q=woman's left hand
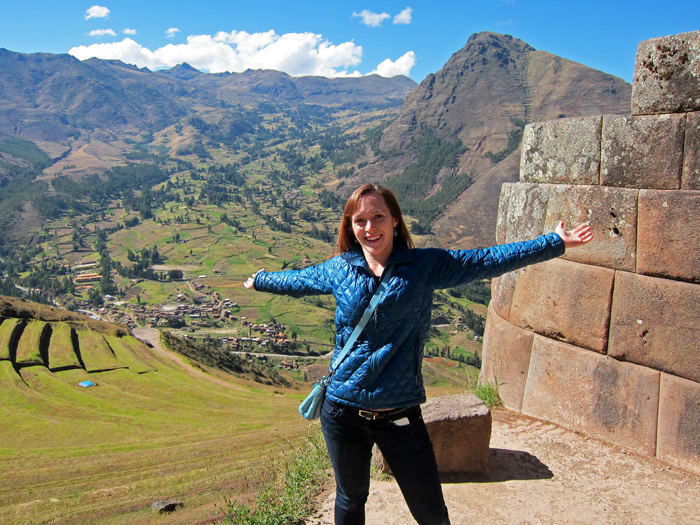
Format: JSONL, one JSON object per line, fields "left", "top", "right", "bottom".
{"left": 555, "top": 222, "right": 593, "bottom": 249}
{"left": 244, "top": 269, "right": 265, "bottom": 289}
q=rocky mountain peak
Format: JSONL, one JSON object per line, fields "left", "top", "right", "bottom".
{"left": 369, "top": 32, "right": 632, "bottom": 248}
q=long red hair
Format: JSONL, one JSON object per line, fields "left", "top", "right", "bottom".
{"left": 335, "top": 184, "right": 414, "bottom": 255}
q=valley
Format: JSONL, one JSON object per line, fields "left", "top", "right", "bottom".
{"left": 0, "top": 29, "right": 636, "bottom": 523}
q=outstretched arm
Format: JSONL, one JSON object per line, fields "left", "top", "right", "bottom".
{"left": 243, "top": 260, "right": 335, "bottom": 297}
{"left": 555, "top": 222, "right": 593, "bottom": 249}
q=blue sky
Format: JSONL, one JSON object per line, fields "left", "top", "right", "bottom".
{"left": 0, "top": 1, "right": 697, "bottom": 83}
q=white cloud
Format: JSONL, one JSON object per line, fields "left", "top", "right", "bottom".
{"left": 69, "top": 31, "right": 364, "bottom": 77}
{"left": 371, "top": 51, "right": 415, "bottom": 77}
{"left": 496, "top": 19, "right": 513, "bottom": 26}
{"left": 353, "top": 10, "right": 391, "bottom": 27}
{"left": 393, "top": 7, "right": 413, "bottom": 24}
{"left": 85, "top": 5, "right": 110, "bottom": 20}
{"left": 166, "top": 27, "right": 180, "bottom": 38}
{"left": 124, "top": 28, "right": 137, "bottom": 35}
{"left": 70, "top": 39, "right": 159, "bottom": 68}
{"left": 88, "top": 29, "right": 116, "bottom": 37}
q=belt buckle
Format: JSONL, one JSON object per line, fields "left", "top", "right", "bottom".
{"left": 358, "top": 409, "right": 377, "bottom": 420}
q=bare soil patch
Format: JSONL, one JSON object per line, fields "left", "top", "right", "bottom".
{"left": 308, "top": 409, "right": 700, "bottom": 524}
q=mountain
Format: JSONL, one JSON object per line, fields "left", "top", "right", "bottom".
{"left": 0, "top": 49, "right": 417, "bottom": 143}
{"left": 0, "top": 49, "right": 188, "bottom": 141}
{"left": 0, "top": 33, "right": 632, "bottom": 251}
{"left": 353, "top": 32, "right": 632, "bottom": 248}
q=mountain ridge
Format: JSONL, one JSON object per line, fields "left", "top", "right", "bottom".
{"left": 0, "top": 49, "right": 417, "bottom": 143}
{"left": 352, "top": 31, "right": 632, "bottom": 248}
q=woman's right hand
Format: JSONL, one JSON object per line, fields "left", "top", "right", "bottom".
{"left": 244, "top": 269, "right": 265, "bottom": 289}
{"left": 555, "top": 222, "right": 593, "bottom": 249}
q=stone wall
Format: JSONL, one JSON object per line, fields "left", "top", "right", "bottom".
{"left": 480, "top": 31, "right": 700, "bottom": 475}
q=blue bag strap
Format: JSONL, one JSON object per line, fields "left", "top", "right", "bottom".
{"left": 330, "top": 264, "right": 394, "bottom": 372}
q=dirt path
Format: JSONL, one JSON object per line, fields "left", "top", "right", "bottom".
{"left": 308, "top": 410, "right": 700, "bottom": 525}
{"left": 131, "top": 327, "right": 247, "bottom": 391}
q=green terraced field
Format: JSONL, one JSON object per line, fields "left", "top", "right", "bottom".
{"left": 0, "top": 305, "right": 474, "bottom": 524}
{"left": 0, "top": 315, "right": 311, "bottom": 525}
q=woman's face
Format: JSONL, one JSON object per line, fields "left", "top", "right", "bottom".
{"left": 351, "top": 192, "right": 399, "bottom": 265}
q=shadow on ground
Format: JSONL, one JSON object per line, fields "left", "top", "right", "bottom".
{"left": 441, "top": 448, "right": 553, "bottom": 484}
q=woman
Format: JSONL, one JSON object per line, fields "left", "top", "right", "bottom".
{"left": 245, "top": 184, "right": 592, "bottom": 525}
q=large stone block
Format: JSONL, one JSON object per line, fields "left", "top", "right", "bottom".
{"left": 543, "top": 185, "right": 638, "bottom": 271}
{"left": 522, "top": 336, "right": 660, "bottom": 457}
{"left": 637, "top": 190, "right": 700, "bottom": 283}
{"left": 494, "top": 183, "right": 512, "bottom": 245}
{"left": 510, "top": 258, "right": 615, "bottom": 353}
{"left": 682, "top": 112, "right": 700, "bottom": 189}
{"left": 479, "top": 304, "right": 534, "bottom": 412}
{"left": 490, "top": 270, "right": 521, "bottom": 322}
{"left": 608, "top": 272, "right": 700, "bottom": 383}
{"left": 373, "top": 394, "right": 491, "bottom": 475}
{"left": 658, "top": 374, "right": 700, "bottom": 476}
{"left": 632, "top": 31, "right": 700, "bottom": 115}
{"left": 496, "top": 183, "right": 549, "bottom": 244}
{"left": 601, "top": 114, "right": 685, "bottom": 189}
{"left": 520, "top": 117, "right": 602, "bottom": 185}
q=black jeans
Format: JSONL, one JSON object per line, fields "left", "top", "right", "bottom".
{"left": 321, "top": 398, "right": 451, "bottom": 525}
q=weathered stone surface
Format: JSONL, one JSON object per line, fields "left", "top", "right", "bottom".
{"left": 637, "top": 190, "right": 700, "bottom": 283}
{"left": 520, "top": 117, "right": 602, "bottom": 185}
{"left": 510, "top": 258, "right": 614, "bottom": 353}
{"left": 490, "top": 269, "right": 522, "bottom": 321}
{"left": 632, "top": 31, "right": 700, "bottom": 115}
{"left": 374, "top": 394, "right": 491, "bottom": 475}
{"left": 657, "top": 373, "right": 700, "bottom": 476}
{"left": 543, "top": 185, "right": 638, "bottom": 271}
{"left": 494, "top": 183, "right": 513, "bottom": 245}
{"left": 608, "top": 272, "right": 700, "bottom": 383}
{"left": 496, "top": 182, "right": 550, "bottom": 244}
{"left": 522, "top": 336, "right": 660, "bottom": 457}
{"left": 682, "top": 112, "right": 700, "bottom": 189}
{"left": 601, "top": 114, "right": 685, "bottom": 189}
{"left": 479, "top": 304, "right": 534, "bottom": 412}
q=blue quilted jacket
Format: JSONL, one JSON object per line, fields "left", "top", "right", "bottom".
{"left": 254, "top": 233, "right": 565, "bottom": 410}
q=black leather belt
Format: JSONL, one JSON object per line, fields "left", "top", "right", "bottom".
{"left": 352, "top": 405, "right": 416, "bottom": 421}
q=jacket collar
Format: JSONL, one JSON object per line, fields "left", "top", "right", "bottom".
{"left": 340, "top": 242, "right": 413, "bottom": 270}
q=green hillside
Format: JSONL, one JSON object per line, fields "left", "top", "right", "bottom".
{"left": 0, "top": 294, "right": 478, "bottom": 524}
{"left": 0, "top": 309, "right": 312, "bottom": 525}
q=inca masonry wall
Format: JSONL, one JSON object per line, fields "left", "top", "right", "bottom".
{"left": 480, "top": 30, "right": 700, "bottom": 475}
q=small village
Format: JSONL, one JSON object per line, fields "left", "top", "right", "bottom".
{"left": 66, "top": 258, "right": 302, "bottom": 358}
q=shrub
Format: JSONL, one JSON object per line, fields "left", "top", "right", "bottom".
{"left": 473, "top": 381, "right": 503, "bottom": 408}
{"left": 223, "top": 427, "right": 332, "bottom": 524}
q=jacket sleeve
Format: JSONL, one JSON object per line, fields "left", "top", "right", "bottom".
{"left": 426, "top": 233, "right": 565, "bottom": 290}
{"left": 253, "top": 259, "right": 336, "bottom": 297}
